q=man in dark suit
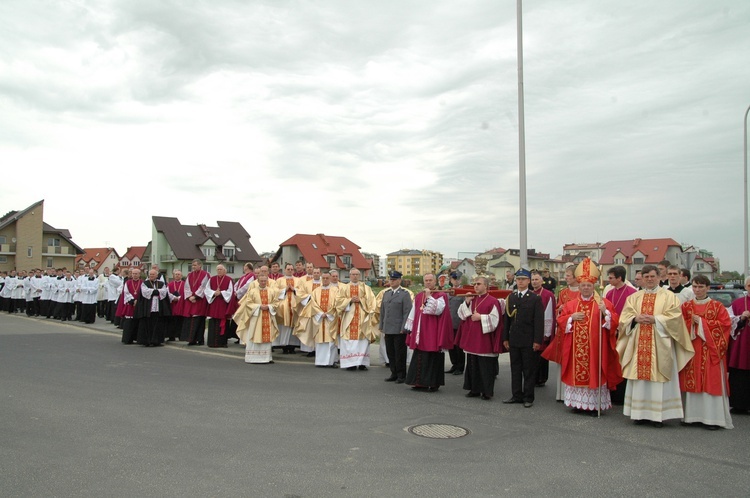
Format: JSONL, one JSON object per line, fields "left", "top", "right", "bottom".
{"left": 446, "top": 271, "right": 466, "bottom": 376}
{"left": 502, "top": 268, "right": 544, "bottom": 408}
{"left": 379, "top": 271, "right": 413, "bottom": 383}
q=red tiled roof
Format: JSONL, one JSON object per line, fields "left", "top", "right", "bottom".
{"left": 279, "top": 233, "right": 370, "bottom": 270}
{"left": 483, "top": 247, "right": 506, "bottom": 254}
{"left": 121, "top": 246, "right": 147, "bottom": 261}
{"left": 76, "top": 247, "right": 119, "bottom": 271}
{"left": 600, "top": 238, "right": 681, "bottom": 264}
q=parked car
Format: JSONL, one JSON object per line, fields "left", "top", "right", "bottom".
{"left": 707, "top": 288, "right": 744, "bottom": 308}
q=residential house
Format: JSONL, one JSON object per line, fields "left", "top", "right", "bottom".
{"left": 362, "top": 252, "right": 382, "bottom": 278}
{"left": 76, "top": 247, "right": 121, "bottom": 273}
{"left": 682, "top": 245, "right": 719, "bottom": 281}
{"left": 275, "top": 233, "right": 371, "bottom": 281}
{"left": 450, "top": 258, "right": 477, "bottom": 283}
{"left": 599, "top": 238, "right": 683, "bottom": 281}
{"left": 150, "top": 217, "right": 262, "bottom": 279}
{"left": 562, "top": 242, "right": 605, "bottom": 264}
{"left": 485, "top": 248, "right": 565, "bottom": 280}
{"left": 119, "top": 246, "right": 147, "bottom": 273}
{"left": 386, "top": 248, "right": 444, "bottom": 277}
{"left": 0, "top": 200, "right": 84, "bottom": 272}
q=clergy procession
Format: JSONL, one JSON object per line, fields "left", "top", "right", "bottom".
{"left": 2, "top": 257, "right": 749, "bottom": 431}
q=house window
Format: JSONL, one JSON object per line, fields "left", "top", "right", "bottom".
{"left": 46, "top": 257, "right": 53, "bottom": 268}
{"left": 224, "top": 248, "right": 235, "bottom": 261}
{"left": 0, "top": 235, "right": 5, "bottom": 244}
{"left": 186, "top": 232, "right": 192, "bottom": 237}
{"left": 342, "top": 256, "right": 351, "bottom": 267}
{"left": 27, "top": 246, "right": 33, "bottom": 257}
{"left": 225, "top": 265, "right": 235, "bottom": 273}
{"left": 633, "top": 257, "right": 644, "bottom": 264}
{"left": 203, "top": 264, "right": 211, "bottom": 273}
{"left": 202, "top": 247, "right": 214, "bottom": 257}
{"left": 312, "top": 243, "right": 318, "bottom": 249}
{"left": 0, "top": 256, "right": 7, "bottom": 263}
{"left": 326, "top": 255, "right": 336, "bottom": 265}
{"left": 47, "top": 238, "right": 61, "bottom": 247}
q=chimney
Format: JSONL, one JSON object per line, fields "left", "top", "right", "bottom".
{"left": 633, "top": 238, "right": 641, "bottom": 247}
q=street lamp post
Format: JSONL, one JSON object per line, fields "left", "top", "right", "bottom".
{"left": 517, "top": 0, "right": 528, "bottom": 270}
{"left": 744, "top": 105, "right": 750, "bottom": 277}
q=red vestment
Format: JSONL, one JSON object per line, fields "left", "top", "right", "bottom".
{"left": 453, "top": 294, "right": 504, "bottom": 354}
{"left": 679, "top": 299, "right": 731, "bottom": 396}
{"left": 206, "top": 275, "right": 233, "bottom": 319}
{"left": 182, "top": 270, "right": 209, "bottom": 317}
{"left": 406, "top": 291, "right": 454, "bottom": 352}
{"left": 544, "top": 296, "right": 623, "bottom": 389}
{"left": 168, "top": 280, "right": 185, "bottom": 316}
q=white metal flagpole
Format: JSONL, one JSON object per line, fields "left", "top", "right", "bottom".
{"left": 598, "top": 304, "right": 603, "bottom": 418}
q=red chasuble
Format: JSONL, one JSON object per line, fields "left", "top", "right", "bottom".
{"left": 679, "top": 299, "right": 731, "bottom": 396}
{"left": 406, "top": 291, "right": 455, "bottom": 352}
{"left": 544, "top": 297, "right": 623, "bottom": 389}
{"left": 453, "top": 294, "right": 504, "bottom": 354}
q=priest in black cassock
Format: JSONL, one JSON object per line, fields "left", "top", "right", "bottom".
{"left": 135, "top": 269, "right": 172, "bottom": 347}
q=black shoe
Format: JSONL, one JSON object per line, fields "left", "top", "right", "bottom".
{"left": 535, "top": 382, "right": 546, "bottom": 387}
{"left": 523, "top": 401, "right": 533, "bottom": 408}
{"left": 502, "top": 397, "right": 523, "bottom": 404}
{"left": 465, "top": 392, "right": 480, "bottom": 398}
{"left": 358, "top": 365, "right": 368, "bottom": 371}
{"left": 346, "top": 366, "right": 356, "bottom": 371}
{"left": 704, "top": 424, "right": 720, "bottom": 431}
{"left": 306, "top": 352, "right": 315, "bottom": 357}
{"left": 427, "top": 386, "right": 439, "bottom": 392}
{"left": 481, "top": 394, "right": 492, "bottom": 401}
{"left": 452, "top": 370, "right": 463, "bottom": 376}
{"left": 385, "top": 363, "right": 389, "bottom": 367}
{"left": 634, "top": 419, "right": 648, "bottom": 425}
{"left": 395, "top": 378, "right": 405, "bottom": 384}
{"left": 385, "top": 376, "right": 398, "bottom": 382}
{"left": 445, "top": 367, "right": 457, "bottom": 374}
{"left": 652, "top": 421, "right": 664, "bottom": 428}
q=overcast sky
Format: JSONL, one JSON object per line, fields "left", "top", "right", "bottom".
{"left": 2, "top": 1, "right": 749, "bottom": 271}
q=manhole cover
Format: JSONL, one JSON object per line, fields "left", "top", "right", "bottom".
{"left": 406, "top": 424, "right": 471, "bottom": 439}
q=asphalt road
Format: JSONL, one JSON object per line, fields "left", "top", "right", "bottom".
{"left": 1, "top": 314, "right": 748, "bottom": 497}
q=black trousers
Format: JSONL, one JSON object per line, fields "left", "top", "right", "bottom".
{"left": 509, "top": 346, "right": 539, "bottom": 402}
{"left": 384, "top": 333, "right": 407, "bottom": 380}
{"left": 97, "top": 299, "right": 107, "bottom": 317}
{"left": 29, "top": 297, "right": 41, "bottom": 316}
{"left": 81, "top": 303, "right": 96, "bottom": 324}
{"left": 536, "top": 353, "right": 549, "bottom": 384}
{"left": 106, "top": 301, "right": 116, "bottom": 322}
{"left": 448, "top": 345, "right": 465, "bottom": 370}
